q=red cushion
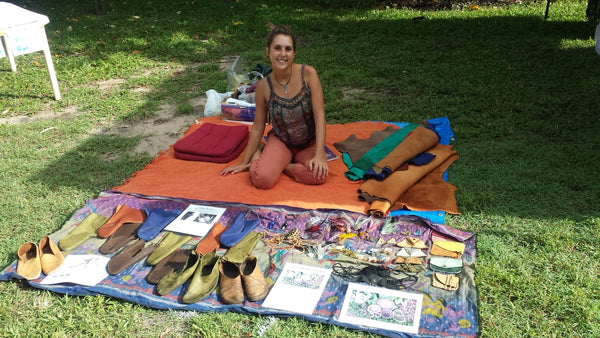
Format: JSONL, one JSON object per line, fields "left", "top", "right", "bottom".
{"left": 173, "top": 123, "right": 249, "bottom": 163}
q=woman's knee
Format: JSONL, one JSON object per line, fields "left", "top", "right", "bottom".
{"left": 293, "top": 165, "right": 327, "bottom": 185}
{"left": 249, "top": 166, "right": 279, "bottom": 189}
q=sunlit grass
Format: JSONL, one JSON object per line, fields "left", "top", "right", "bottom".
{"left": 1, "top": 0, "right": 599, "bottom": 336}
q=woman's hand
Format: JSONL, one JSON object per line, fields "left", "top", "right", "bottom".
{"left": 220, "top": 163, "right": 250, "bottom": 176}
{"left": 308, "top": 153, "right": 328, "bottom": 180}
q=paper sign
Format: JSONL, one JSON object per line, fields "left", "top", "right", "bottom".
{"left": 163, "top": 204, "right": 226, "bottom": 237}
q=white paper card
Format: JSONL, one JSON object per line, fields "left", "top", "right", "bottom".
{"left": 262, "top": 262, "right": 331, "bottom": 315}
{"left": 339, "top": 283, "right": 423, "bottom": 334}
{"left": 40, "top": 254, "right": 110, "bottom": 286}
{"left": 163, "top": 204, "right": 226, "bottom": 237}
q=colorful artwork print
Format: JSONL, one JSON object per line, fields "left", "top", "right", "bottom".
{"left": 339, "top": 283, "right": 423, "bottom": 334}
{"left": 280, "top": 269, "right": 326, "bottom": 290}
{"left": 262, "top": 263, "right": 332, "bottom": 315}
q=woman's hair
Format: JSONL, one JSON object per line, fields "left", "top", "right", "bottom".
{"left": 266, "top": 25, "right": 297, "bottom": 51}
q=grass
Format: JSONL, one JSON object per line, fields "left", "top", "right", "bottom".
{"left": 1, "top": 0, "right": 599, "bottom": 336}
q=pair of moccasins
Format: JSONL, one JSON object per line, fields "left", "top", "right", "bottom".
{"left": 218, "top": 254, "right": 268, "bottom": 304}
{"left": 155, "top": 231, "right": 268, "bottom": 304}
{"left": 156, "top": 249, "right": 221, "bottom": 303}
{"left": 154, "top": 250, "right": 269, "bottom": 305}
{"left": 16, "top": 236, "right": 65, "bottom": 280}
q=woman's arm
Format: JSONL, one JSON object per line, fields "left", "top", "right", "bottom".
{"left": 305, "top": 65, "right": 329, "bottom": 179}
{"left": 220, "top": 78, "right": 268, "bottom": 175}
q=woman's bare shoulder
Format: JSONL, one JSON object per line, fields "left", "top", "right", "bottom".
{"left": 255, "top": 76, "right": 270, "bottom": 101}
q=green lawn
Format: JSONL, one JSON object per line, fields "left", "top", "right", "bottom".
{"left": 0, "top": 0, "right": 599, "bottom": 336}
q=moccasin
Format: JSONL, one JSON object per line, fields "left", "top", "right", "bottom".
{"left": 99, "top": 222, "right": 142, "bottom": 254}
{"left": 137, "top": 207, "right": 183, "bottom": 242}
{"left": 97, "top": 204, "right": 146, "bottom": 239}
{"left": 222, "top": 232, "right": 261, "bottom": 264}
{"left": 218, "top": 259, "right": 244, "bottom": 304}
{"left": 156, "top": 250, "right": 200, "bottom": 296}
{"left": 145, "top": 249, "right": 189, "bottom": 285}
{"left": 58, "top": 212, "right": 109, "bottom": 251}
{"left": 240, "top": 254, "right": 268, "bottom": 302}
{"left": 147, "top": 232, "right": 192, "bottom": 266}
{"left": 220, "top": 212, "right": 261, "bottom": 248}
{"left": 182, "top": 250, "right": 220, "bottom": 304}
{"left": 39, "top": 236, "right": 64, "bottom": 275}
{"left": 16, "top": 242, "right": 41, "bottom": 280}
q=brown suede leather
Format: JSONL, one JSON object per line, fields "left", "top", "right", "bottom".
{"left": 98, "top": 222, "right": 142, "bottom": 254}
{"left": 359, "top": 144, "right": 460, "bottom": 216}
{"left": 106, "top": 239, "right": 156, "bottom": 275}
{"left": 240, "top": 254, "right": 268, "bottom": 302}
{"left": 145, "top": 249, "right": 189, "bottom": 285}
{"left": 16, "top": 242, "right": 41, "bottom": 280}
{"left": 218, "top": 259, "right": 244, "bottom": 304}
{"left": 39, "top": 236, "right": 64, "bottom": 275}
{"left": 373, "top": 125, "right": 440, "bottom": 172}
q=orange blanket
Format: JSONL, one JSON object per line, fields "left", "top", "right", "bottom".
{"left": 112, "top": 117, "right": 457, "bottom": 215}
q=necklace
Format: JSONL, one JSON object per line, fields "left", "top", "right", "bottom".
{"left": 274, "top": 70, "right": 292, "bottom": 94}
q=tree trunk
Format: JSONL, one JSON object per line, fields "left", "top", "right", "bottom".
{"left": 588, "top": 0, "right": 600, "bottom": 23}
{"left": 95, "top": 0, "right": 104, "bottom": 15}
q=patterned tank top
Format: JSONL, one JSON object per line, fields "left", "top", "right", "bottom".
{"left": 266, "top": 64, "right": 315, "bottom": 149}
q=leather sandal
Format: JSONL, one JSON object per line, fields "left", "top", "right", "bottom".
{"left": 99, "top": 222, "right": 142, "bottom": 254}
{"left": 145, "top": 249, "right": 189, "bottom": 285}
{"left": 106, "top": 239, "right": 157, "bottom": 275}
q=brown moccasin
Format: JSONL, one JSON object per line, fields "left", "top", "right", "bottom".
{"left": 16, "top": 242, "right": 41, "bottom": 280}
{"left": 240, "top": 254, "right": 268, "bottom": 302}
{"left": 39, "top": 236, "right": 64, "bottom": 275}
{"left": 218, "top": 259, "right": 244, "bottom": 304}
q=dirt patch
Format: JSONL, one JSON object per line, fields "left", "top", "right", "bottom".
{"left": 102, "top": 99, "right": 206, "bottom": 157}
{"left": 0, "top": 57, "right": 242, "bottom": 158}
{"left": 0, "top": 98, "right": 205, "bottom": 158}
{"left": 0, "top": 105, "right": 81, "bottom": 125}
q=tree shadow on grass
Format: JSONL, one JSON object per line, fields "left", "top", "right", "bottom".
{"left": 20, "top": 0, "right": 600, "bottom": 222}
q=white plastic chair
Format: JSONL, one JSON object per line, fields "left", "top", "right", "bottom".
{"left": 0, "top": 2, "right": 61, "bottom": 100}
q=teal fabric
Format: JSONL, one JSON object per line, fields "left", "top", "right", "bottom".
{"left": 344, "top": 123, "right": 419, "bottom": 181}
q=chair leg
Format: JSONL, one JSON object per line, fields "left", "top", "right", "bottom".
{"left": 40, "top": 29, "right": 61, "bottom": 100}
{"left": 1, "top": 34, "right": 17, "bottom": 73}
{"left": 544, "top": 0, "right": 551, "bottom": 20}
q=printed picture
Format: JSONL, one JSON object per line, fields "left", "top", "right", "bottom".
{"left": 280, "top": 268, "right": 326, "bottom": 290}
{"left": 164, "top": 204, "right": 226, "bottom": 237}
{"left": 339, "top": 283, "right": 423, "bottom": 334}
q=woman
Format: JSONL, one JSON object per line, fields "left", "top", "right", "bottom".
{"left": 220, "top": 25, "right": 329, "bottom": 189}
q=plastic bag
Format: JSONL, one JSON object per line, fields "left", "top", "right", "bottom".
{"left": 204, "top": 89, "right": 232, "bottom": 117}
{"left": 227, "top": 56, "right": 249, "bottom": 92}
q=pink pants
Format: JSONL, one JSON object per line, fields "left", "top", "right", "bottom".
{"left": 249, "top": 134, "right": 327, "bottom": 189}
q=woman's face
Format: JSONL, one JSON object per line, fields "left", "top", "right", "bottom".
{"left": 267, "top": 34, "right": 295, "bottom": 71}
